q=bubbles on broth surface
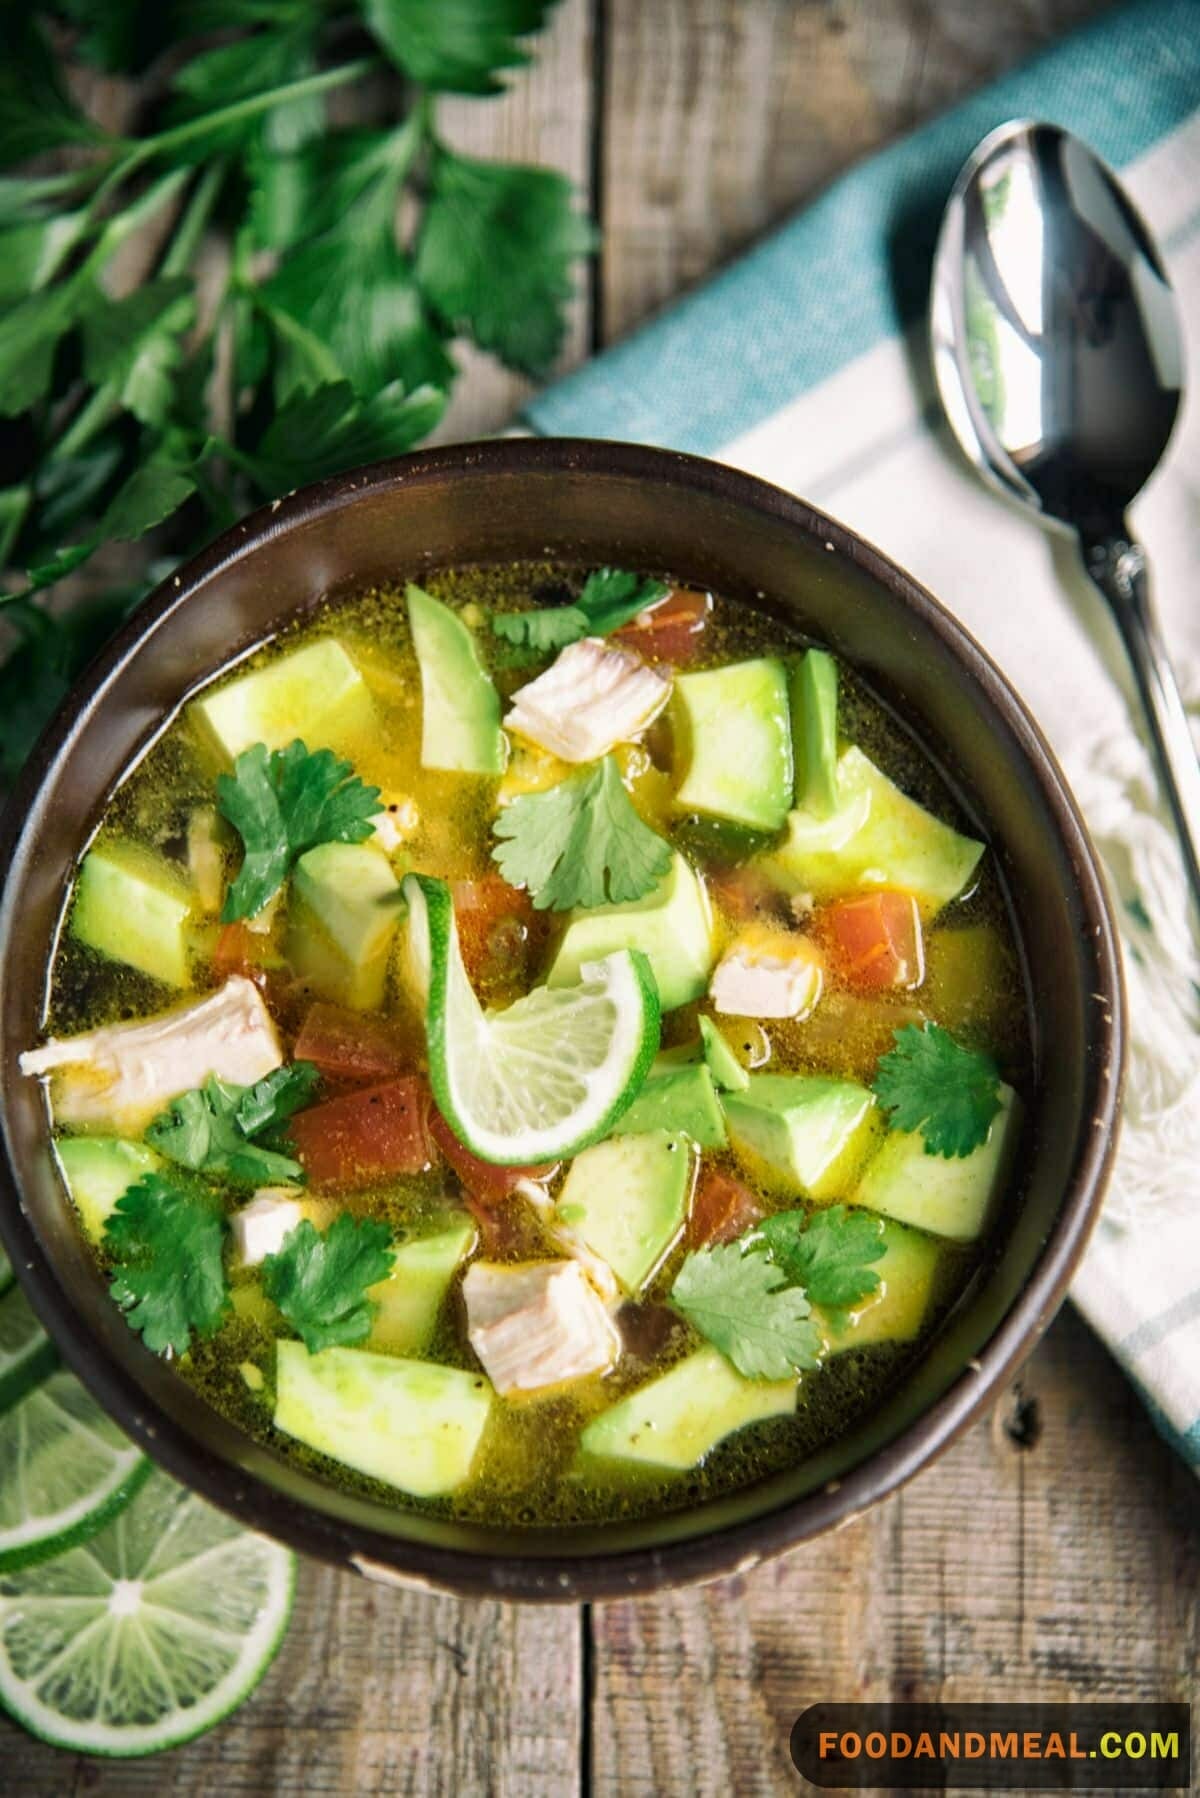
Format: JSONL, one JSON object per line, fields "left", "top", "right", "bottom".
{"left": 44, "top": 562, "right": 1033, "bottom": 1529}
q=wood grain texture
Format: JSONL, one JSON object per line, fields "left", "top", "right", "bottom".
{"left": 589, "top": 1307, "right": 1200, "bottom": 1798}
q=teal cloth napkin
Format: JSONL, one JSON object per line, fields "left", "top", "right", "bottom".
{"left": 524, "top": 0, "right": 1200, "bottom": 1469}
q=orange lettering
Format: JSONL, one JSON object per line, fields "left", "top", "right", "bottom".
{"left": 1044, "top": 1733, "right": 1065, "bottom": 1759}
{"left": 1023, "top": 1732, "right": 1042, "bottom": 1757}
{"left": 964, "top": 1732, "right": 986, "bottom": 1758}
{"left": 914, "top": 1732, "right": 935, "bottom": 1758}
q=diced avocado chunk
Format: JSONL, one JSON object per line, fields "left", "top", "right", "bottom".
{"left": 611, "top": 1063, "right": 726, "bottom": 1149}
{"left": 852, "top": 1086, "right": 1020, "bottom": 1242}
{"left": 56, "top": 1137, "right": 161, "bottom": 1244}
{"left": 816, "top": 1219, "right": 941, "bottom": 1354}
{"left": 71, "top": 840, "right": 196, "bottom": 988}
{"left": 792, "top": 648, "right": 839, "bottom": 817}
{"left": 723, "top": 1074, "right": 879, "bottom": 1201}
{"left": 555, "top": 1131, "right": 694, "bottom": 1294}
{"left": 699, "top": 1015, "right": 749, "bottom": 1091}
{"left": 761, "top": 746, "right": 984, "bottom": 915}
{"left": 548, "top": 851, "right": 713, "bottom": 1011}
{"left": 191, "top": 639, "right": 375, "bottom": 761}
{"left": 407, "top": 583, "right": 504, "bottom": 775}
{"left": 287, "top": 841, "right": 400, "bottom": 1010}
{"left": 274, "top": 1340, "right": 493, "bottom": 1497}
{"left": 580, "top": 1345, "right": 795, "bottom": 1470}
{"left": 672, "top": 658, "right": 792, "bottom": 831}
{"left": 367, "top": 1221, "right": 476, "bottom": 1355}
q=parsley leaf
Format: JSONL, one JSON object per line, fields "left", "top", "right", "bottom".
{"left": 670, "top": 1241, "right": 822, "bottom": 1380}
{"left": 234, "top": 379, "right": 445, "bottom": 495}
{"left": 146, "top": 1063, "right": 320, "bottom": 1185}
{"left": 216, "top": 738, "right": 382, "bottom": 922}
{"left": 262, "top": 1213, "right": 395, "bottom": 1352}
{"left": 490, "top": 567, "right": 669, "bottom": 652}
{"left": 104, "top": 1173, "right": 229, "bottom": 1356}
{"left": 873, "top": 1022, "right": 1003, "bottom": 1159}
{"left": 754, "top": 1205, "right": 885, "bottom": 1310}
{"left": 492, "top": 755, "right": 672, "bottom": 911}
{"left": 364, "top": 0, "right": 561, "bottom": 96}
{"left": 417, "top": 147, "right": 596, "bottom": 375}
{"left": 82, "top": 276, "right": 197, "bottom": 430}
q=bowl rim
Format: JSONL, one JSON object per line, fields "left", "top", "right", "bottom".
{"left": 0, "top": 437, "right": 1124, "bottom": 1601}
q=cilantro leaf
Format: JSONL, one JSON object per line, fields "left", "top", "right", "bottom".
{"left": 364, "top": 0, "right": 561, "bottom": 95}
{"left": 489, "top": 568, "right": 669, "bottom": 652}
{"left": 492, "top": 755, "right": 671, "bottom": 912}
{"left": 262, "top": 1213, "right": 395, "bottom": 1352}
{"left": 873, "top": 1022, "right": 1003, "bottom": 1159}
{"left": 104, "top": 1174, "right": 229, "bottom": 1356}
{"left": 417, "top": 147, "right": 595, "bottom": 375}
{"left": 754, "top": 1205, "right": 885, "bottom": 1310}
{"left": 146, "top": 1064, "right": 320, "bottom": 1185}
{"left": 216, "top": 739, "right": 382, "bottom": 921}
{"left": 670, "top": 1242, "right": 822, "bottom": 1380}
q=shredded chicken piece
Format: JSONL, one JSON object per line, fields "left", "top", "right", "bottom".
{"left": 231, "top": 1190, "right": 304, "bottom": 1265}
{"left": 20, "top": 976, "right": 283, "bottom": 1131}
{"left": 463, "top": 1260, "right": 619, "bottom": 1395}
{"left": 709, "top": 935, "right": 824, "bottom": 1020}
{"left": 505, "top": 638, "right": 670, "bottom": 763}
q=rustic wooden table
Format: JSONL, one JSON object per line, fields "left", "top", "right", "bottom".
{"left": 10, "top": 4, "right": 1197, "bottom": 1793}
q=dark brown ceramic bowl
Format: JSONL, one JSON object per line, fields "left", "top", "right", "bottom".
{"left": 0, "top": 440, "right": 1122, "bottom": 1601}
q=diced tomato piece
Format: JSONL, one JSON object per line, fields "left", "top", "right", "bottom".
{"left": 293, "top": 1002, "right": 415, "bottom": 1084}
{"left": 821, "top": 890, "right": 925, "bottom": 991}
{"left": 429, "top": 1109, "right": 556, "bottom": 1205}
{"left": 451, "top": 876, "right": 545, "bottom": 996}
{"left": 616, "top": 587, "right": 711, "bottom": 665}
{"left": 212, "top": 922, "right": 265, "bottom": 983}
{"left": 290, "top": 1078, "right": 435, "bottom": 1189}
{"left": 687, "top": 1168, "right": 763, "bottom": 1248}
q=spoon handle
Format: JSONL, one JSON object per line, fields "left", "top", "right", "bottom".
{"left": 1084, "top": 532, "right": 1200, "bottom": 915}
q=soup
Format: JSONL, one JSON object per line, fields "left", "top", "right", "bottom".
{"left": 19, "top": 565, "right": 1031, "bottom": 1526}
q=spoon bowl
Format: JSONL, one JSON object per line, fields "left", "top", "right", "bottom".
{"left": 931, "top": 119, "right": 1199, "bottom": 906}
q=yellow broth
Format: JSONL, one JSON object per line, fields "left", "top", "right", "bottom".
{"left": 43, "top": 564, "right": 1032, "bottom": 1527}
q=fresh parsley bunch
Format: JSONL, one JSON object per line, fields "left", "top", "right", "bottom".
{"left": 0, "top": 2, "right": 594, "bottom": 782}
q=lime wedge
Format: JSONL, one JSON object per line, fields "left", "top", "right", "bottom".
{"left": 403, "top": 873, "right": 660, "bottom": 1164}
{"left": 0, "top": 1287, "right": 58, "bottom": 1415}
{"left": 0, "top": 1368, "right": 151, "bottom": 1571}
{"left": 0, "top": 1468, "right": 295, "bottom": 1756}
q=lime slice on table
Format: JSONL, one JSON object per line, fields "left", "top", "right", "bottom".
{"left": 0, "top": 1468, "right": 295, "bottom": 1756}
{"left": 0, "top": 1286, "right": 58, "bottom": 1414}
{"left": 403, "top": 873, "right": 660, "bottom": 1164}
{"left": 0, "top": 1367, "right": 151, "bottom": 1571}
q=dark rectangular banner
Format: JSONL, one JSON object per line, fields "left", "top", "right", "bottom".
{"left": 790, "top": 1703, "right": 1190, "bottom": 1790}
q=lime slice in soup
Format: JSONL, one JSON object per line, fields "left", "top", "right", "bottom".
{"left": 0, "top": 1469, "right": 295, "bottom": 1756}
{"left": 0, "top": 1287, "right": 58, "bottom": 1415}
{"left": 403, "top": 873, "right": 660, "bottom": 1164}
{"left": 0, "top": 1367, "right": 151, "bottom": 1571}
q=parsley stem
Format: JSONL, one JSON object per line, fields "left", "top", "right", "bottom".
{"left": 160, "top": 162, "right": 227, "bottom": 278}
{"left": 136, "top": 60, "right": 375, "bottom": 166}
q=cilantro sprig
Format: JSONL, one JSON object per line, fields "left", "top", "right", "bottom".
{"left": 104, "top": 1173, "right": 229, "bottom": 1356}
{"left": 671, "top": 1241, "right": 822, "bottom": 1381}
{"left": 671, "top": 1204, "right": 887, "bottom": 1378}
{"left": 217, "top": 739, "right": 382, "bottom": 922}
{"left": 262, "top": 1213, "right": 395, "bottom": 1352}
{"left": 491, "top": 754, "right": 672, "bottom": 911}
{"left": 147, "top": 1063, "right": 320, "bottom": 1186}
{"left": 0, "top": 5, "right": 592, "bottom": 786}
{"left": 491, "top": 568, "right": 670, "bottom": 654}
{"left": 873, "top": 1022, "right": 1003, "bottom": 1159}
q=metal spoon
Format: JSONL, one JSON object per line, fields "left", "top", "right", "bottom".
{"left": 930, "top": 119, "right": 1199, "bottom": 908}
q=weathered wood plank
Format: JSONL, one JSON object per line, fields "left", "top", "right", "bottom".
{"left": 2, "top": 1575, "right": 582, "bottom": 1797}
{"left": 588, "top": 1308, "right": 1200, "bottom": 1797}
{"left": 599, "top": 0, "right": 1109, "bottom": 344}
{"left": 430, "top": 0, "right": 597, "bottom": 443}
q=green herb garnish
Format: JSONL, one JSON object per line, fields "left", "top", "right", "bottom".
{"left": 491, "top": 754, "right": 672, "bottom": 911}
{"left": 872, "top": 1022, "right": 1003, "bottom": 1159}
{"left": 0, "top": 5, "right": 591, "bottom": 786}
{"left": 104, "top": 1173, "right": 229, "bottom": 1356}
{"left": 754, "top": 1204, "right": 885, "bottom": 1309}
{"left": 491, "top": 568, "right": 669, "bottom": 653}
{"left": 262, "top": 1214, "right": 395, "bottom": 1353}
{"left": 217, "top": 739, "right": 382, "bottom": 922}
{"left": 670, "top": 1240, "right": 822, "bottom": 1381}
{"left": 146, "top": 1064, "right": 320, "bottom": 1186}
